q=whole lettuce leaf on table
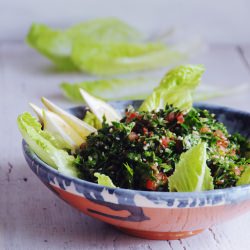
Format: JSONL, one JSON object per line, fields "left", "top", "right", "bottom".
{"left": 27, "top": 23, "right": 76, "bottom": 70}
{"left": 26, "top": 17, "right": 187, "bottom": 74}
{"left": 26, "top": 18, "right": 143, "bottom": 71}
{"left": 71, "top": 41, "right": 183, "bottom": 75}
{"left": 66, "top": 17, "right": 143, "bottom": 42}
{"left": 60, "top": 77, "right": 158, "bottom": 102}
{"left": 60, "top": 78, "right": 249, "bottom": 105}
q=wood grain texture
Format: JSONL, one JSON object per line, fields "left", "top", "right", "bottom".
{"left": 240, "top": 45, "right": 250, "bottom": 71}
{"left": 0, "top": 42, "right": 250, "bottom": 250}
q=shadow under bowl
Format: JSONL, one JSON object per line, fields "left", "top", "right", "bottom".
{"left": 22, "top": 101, "right": 250, "bottom": 240}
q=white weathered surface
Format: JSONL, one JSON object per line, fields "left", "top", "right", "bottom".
{"left": 1, "top": 0, "right": 250, "bottom": 44}
{"left": 0, "top": 42, "right": 250, "bottom": 250}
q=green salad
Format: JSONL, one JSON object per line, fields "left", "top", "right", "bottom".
{"left": 17, "top": 65, "right": 250, "bottom": 192}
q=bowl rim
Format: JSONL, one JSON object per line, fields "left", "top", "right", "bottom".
{"left": 22, "top": 102, "right": 250, "bottom": 204}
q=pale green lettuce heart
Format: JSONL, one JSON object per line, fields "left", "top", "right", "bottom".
{"left": 237, "top": 167, "right": 250, "bottom": 186}
{"left": 71, "top": 41, "right": 182, "bottom": 75}
{"left": 94, "top": 173, "right": 116, "bottom": 188}
{"left": 168, "top": 142, "right": 214, "bottom": 192}
{"left": 139, "top": 64, "right": 205, "bottom": 112}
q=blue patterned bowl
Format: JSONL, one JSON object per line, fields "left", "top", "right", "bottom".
{"left": 22, "top": 101, "right": 250, "bottom": 240}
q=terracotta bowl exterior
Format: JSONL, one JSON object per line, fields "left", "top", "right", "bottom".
{"left": 22, "top": 101, "right": 250, "bottom": 240}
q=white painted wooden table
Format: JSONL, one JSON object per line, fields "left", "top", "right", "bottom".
{"left": 0, "top": 42, "right": 250, "bottom": 250}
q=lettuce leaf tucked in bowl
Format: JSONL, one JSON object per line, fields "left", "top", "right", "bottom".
{"left": 17, "top": 112, "right": 79, "bottom": 177}
{"left": 17, "top": 65, "right": 250, "bottom": 192}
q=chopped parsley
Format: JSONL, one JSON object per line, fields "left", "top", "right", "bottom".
{"left": 76, "top": 105, "right": 250, "bottom": 191}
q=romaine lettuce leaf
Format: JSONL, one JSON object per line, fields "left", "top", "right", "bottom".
{"left": 17, "top": 112, "right": 79, "bottom": 177}
{"left": 94, "top": 173, "right": 116, "bottom": 188}
{"left": 60, "top": 77, "right": 157, "bottom": 102}
{"left": 139, "top": 64, "right": 204, "bottom": 112}
{"left": 26, "top": 24, "right": 76, "bottom": 70}
{"left": 168, "top": 142, "right": 214, "bottom": 192}
{"left": 159, "top": 64, "right": 205, "bottom": 89}
{"left": 71, "top": 41, "right": 183, "bottom": 75}
{"left": 66, "top": 17, "right": 143, "bottom": 42}
{"left": 61, "top": 78, "right": 249, "bottom": 105}
{"left": 26, "top": 18, "right": 143, "bottom": 70}
{"left": 19, "top": 111, "right": 61, "bottom": 148}
{"left": 139, "top": 87, "right": 193, "bottom": 112}
{"left": 236, "top": 167, "right": 250, "bottom": 186}
{"left": 27, "top": 18, "right": 189, "bottom": 75}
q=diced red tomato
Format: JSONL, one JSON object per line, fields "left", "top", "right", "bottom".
{"left": 176, "top": 113, "right": 185, "bottom": 124}
{"left": 126, "top": 112, "right": 140, "bottom": 122}
{"left": 214, "top": 130, "right": 229, "bottom": 150}
{"left": 214, "top": 130, "right": 227, "bottom": 140}
{"left": 128, "top": 112, "right": 137, "bottom": 119}
{"left": 240, "top": 166, "right": 245, "bottom": 171}
{"left": 128, "top": 132, "right": 138, "bottom": 141}
{"left": 146, "top": 179, "right": 158, "bottom": 190}
{"left": 216, "top": 139, "right": 229, "bottom": 148}
{"left": 149, "top": 131, "right": 154, "bottom": 137}
{"left": 161, "top": 137, "right": 170, "bottom": 148}
{"left": 230, "top": 149, "right": 236, "bottom": 156}
{"left": 233, "top": 165, "right": 245, "bottom": 176}
{"left": 200, "top": 126, "right": 211, "bottom": 133}
{"left": 142, "top": 127, "right": 148, "bottom": 135}
{"left": 233, "top": 166, "right": 241, "bottom": 176}
{"left": 146, "top": 172, "right": 168, "bottom": 190}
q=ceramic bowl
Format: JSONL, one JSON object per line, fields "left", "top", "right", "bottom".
{"left": 22, "top": 101, "right": 250, "bottom": 240}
